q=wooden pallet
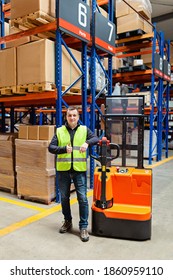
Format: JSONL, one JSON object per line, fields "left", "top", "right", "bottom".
{"left": 117, "top": 29, "right": 146, "bottom": 40}
{"left": 17, "top": 194, "right": 55, "bottom": 205}
{"left": 0, "top": 86, "right": 17, "bottom": 96}
{"left": 16, "top": 82, "right": 56, "bottom": 94}
{"left": 11, "top": 11, "right": 56, "bottom": 39}
{"left": 0, "top": 185, "right": 16, "bottom": 195}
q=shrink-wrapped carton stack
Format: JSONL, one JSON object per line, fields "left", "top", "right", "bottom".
{"left": 116, "top": 0, "right": 153, "bottom": 35}
{"left": 16, "top": 39, "right": 82, "bottom": 92}
{"left": 0, "top": 133, "right": 18, "bottom": 193}
{"left": 15, "top": 125, "right": 56, "bottom": 204}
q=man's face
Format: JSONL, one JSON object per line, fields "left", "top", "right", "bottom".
{"left": 66, "top": 109, "right": 79, "bottom": 129}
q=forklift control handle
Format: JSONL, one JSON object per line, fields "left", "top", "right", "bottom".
{"left": 91, "top": 137, "right": 120, "bottom": 164}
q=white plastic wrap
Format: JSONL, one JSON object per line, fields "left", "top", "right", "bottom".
{"left": 116, "top": 0, "right": 152, "bottom": 17}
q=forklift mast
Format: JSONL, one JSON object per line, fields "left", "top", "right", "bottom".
{"left": 105, "top": 95, "right": 145, "bottom": 168}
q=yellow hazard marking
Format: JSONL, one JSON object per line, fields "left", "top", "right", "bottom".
{"left": 0, "top": 190, "right": 93, "bottom": 237}
{"left": 145, "top": 155, "right": 173, "bottom": 169}
{"left": 0, "top": 197, "right": 45, "bottom": 212}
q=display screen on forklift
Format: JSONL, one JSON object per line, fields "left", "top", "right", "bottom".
{"left": 105, "top": 95, "right": 144, "bottom": 116}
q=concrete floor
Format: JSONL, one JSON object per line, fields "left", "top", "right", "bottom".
{"left": 0, "top": 156, "right": 173, "bottom": 260}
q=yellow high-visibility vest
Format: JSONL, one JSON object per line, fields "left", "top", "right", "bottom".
{"left": 56, "top": 125, "right": 87, "bottom": 171}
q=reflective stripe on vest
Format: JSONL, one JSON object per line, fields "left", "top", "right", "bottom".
{"left": 56, "top": 125, "right": 87, "bottom": 171}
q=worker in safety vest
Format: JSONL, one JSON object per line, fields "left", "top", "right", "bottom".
{"left": 48, "top": 106, "right": 99, "bottom": 242}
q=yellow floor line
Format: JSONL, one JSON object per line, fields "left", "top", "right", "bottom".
{"left": 0, "top": 190, "right": 93, "bottom": 237}
{"left": 145, "top": 155, "right": 173, "bottom": 169}
{"left": 0, "top": 197, "right": 45, "bottom": 212}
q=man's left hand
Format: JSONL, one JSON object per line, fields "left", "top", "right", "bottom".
{"left": 80, "top": 142, "right": 89, "bottom": 153}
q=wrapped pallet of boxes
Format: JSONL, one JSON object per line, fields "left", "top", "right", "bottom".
{"left": 0, "top": 47, "right": 16, "bottom": 93}
{"left": 116, "top": 0, "right": 152, "bottom": 20}
{"left": 117, "top": 13, "right": 152, "bottom": 35}
{"left": 10, "top": 0, "right": 55, "bottom": 20}
{"left": 17, "top": 39, "right": 55, "bottom": 92}
{"left": 17, "top": 39, "right": 82, "bottom": 93}
{"left": 15, "top": 138, "right": 56, "bottom": 204}
{"left": 0, "top": 133, "right": 18, "bottom": 194}
{"left": 15, "top": 124, "right": 56, "bottom": 204}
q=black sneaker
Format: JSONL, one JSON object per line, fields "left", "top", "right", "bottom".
{"left": 80, "top": 229, "right": 89, "bottom": 242}
{"left": 59, "top": 220, "right": 72, "bottom": 233}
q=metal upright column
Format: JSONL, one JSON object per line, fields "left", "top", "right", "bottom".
{"left": 157, "top": 31, "right": 164, "bottom": 161}
{"left": 90, "top": 0, "right": 97, "bottom": 189}
{"left": 161, "top": 37, "right": 170, "bottom": 159}
{"left": 107, "top": 0, "right": 114, "bottom": 96}
{"left": 55, "top": 0, "right": 63, "bottom": 203}
{"left": 81, "top": 1, "right": 88, "bottom": 126}
{"left": 0, "top": 0, "right": 5, "bottom": 50}
{"left": 55, "top": 0, "right": 90, "bottom": 201}
{"left": 149, "top": 25, "right": 162, "bottom": 164}
{"left": 90, "top": 0, "right": 115, "bottom": 186}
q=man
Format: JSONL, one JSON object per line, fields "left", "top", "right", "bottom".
{"left": 48, "top": 106, "right": 99, "bottom": 242}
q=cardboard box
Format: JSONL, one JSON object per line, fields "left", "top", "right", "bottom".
{"left": 0, "top": 157, "right": 14, "bottom": 174}
{"left": 6, "top": 27, "right": 40, "bottom": 48}
{"left": 117, "top": 13, "right": 144, "bottom": 34}
{"left": 0, "top": 133, "right": 17, "bottom": 193}
{"left": 0, "top": 47, "right": 16, "bottom": 87}
{"left": 103, "top": 56, "right": 120, "bottom": 70}
{"left": 17, "top": 39, "right": 82, "bottom": 88}
{"left": 62, "top": 45, "right": 81, "bottom": 88}
{"left": 28, "top": 126, "right": 40, "bottom": 140}
{"left": 17, "top": 39, "right": 55, "bottom": 85}
{"left": 39, "top": 125, "right": 55, "bottom": 141}
{"left": 11, "top": 0, "right": 55, "bottom": 20}
{"left": 16, "top": 167, "right": 56, "bottom": 204}
{"left": 116, "top": 0, "right": 152, "bottom": 20}
{"left": 116, "top": 0, "right": 130, "bottom": 18}
{"left": 18, "top": 125, "right": 29, "bottom": 139}
{"left": 15, "top": 139, "right": 55, "bottom": 170}
{"left": 141, "top": 46, "right": 159, "bottom": 65}
{"left": 0, "top": 173, "right": 15, "bottom": 191}
{"left": 0, "top": 133, "right": 17, "bottom": 157}
{"left": 144, "top": 19, "right": 153, "bottom": 34}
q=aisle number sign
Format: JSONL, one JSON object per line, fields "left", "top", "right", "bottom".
{"left": 95, "top": 11, "right": 115, "bottom": 55}
{"left": 58, "top": 0, "right": 90, "bottom": 43}
{"left": 163, "top": 60, "right": 171, "bottom": 82}
{"left": 154, "top": 53, "right": 163, "bottom": 78}
{"left": 154, "top": 53, "right": 171, "bottom": 82}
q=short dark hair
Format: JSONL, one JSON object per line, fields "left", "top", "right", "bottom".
{"left": 66, "top": 106, "right": 79, "bottom": 115}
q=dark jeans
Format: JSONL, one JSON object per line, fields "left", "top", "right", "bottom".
{"left": 57, "top": 171, "right": 89, "bottom": 229}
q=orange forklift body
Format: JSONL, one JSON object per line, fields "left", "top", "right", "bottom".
{"left": 92, "top": 166, "right": 152, "bottom": 240}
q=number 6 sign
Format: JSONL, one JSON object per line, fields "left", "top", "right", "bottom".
{"left": 58, "top": 0, "right": 90, "bottom": 42}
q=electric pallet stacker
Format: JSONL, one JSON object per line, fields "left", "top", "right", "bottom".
{"left": 91, "top": 95, "right": 152, "bottom": 240}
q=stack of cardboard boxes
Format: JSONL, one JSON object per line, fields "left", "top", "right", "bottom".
{"left": 0, "top": 0, "right": 83, "bottom": 94}
{"left": 116, "top": 0, "right": 153, "bottom": 35}
{"left": 0, "top": 133, "right": 18, "bottom": 194}
{"left": 15, "top": 125, "right": 56, "bottom": 204}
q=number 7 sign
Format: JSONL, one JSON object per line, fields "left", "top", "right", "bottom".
{"left": 58, "top": 0, "right": 90, "bottom": 43}
{"left": 95, "top": 11, "right": 115, "bottom": 55}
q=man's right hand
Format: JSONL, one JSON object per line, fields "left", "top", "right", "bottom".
{"left": 66, "top": 143, "right": 72, "bottom": 153}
